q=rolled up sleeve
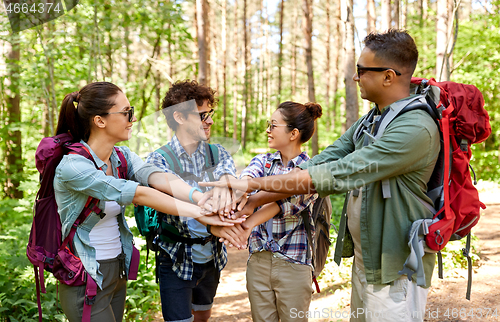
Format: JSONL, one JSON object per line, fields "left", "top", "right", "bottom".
{"left": 276, "top": 193, "right": 318, "bottom": 218}
{"left": 119, "top": 146, "right": 164, "bottom": 186}
{"left": 57, "top": 155, "right": 140, "bottom": 206}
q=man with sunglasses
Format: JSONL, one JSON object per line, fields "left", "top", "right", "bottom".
{"left": 145, "top": 80, "right": 238, "bottom": 322}
{"left": 201, "top": 30, "right": 440, "bottom": 322}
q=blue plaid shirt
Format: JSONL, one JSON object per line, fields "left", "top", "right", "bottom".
{"left": 145, "top": 135, "right": 237, "bottom": 280}
{"left": 240, "top": 151, "right": 318, "bottom": 265}
{"left": 54, "top": 142, "right": 162, "bottom": 289}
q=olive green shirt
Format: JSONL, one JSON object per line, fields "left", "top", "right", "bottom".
{"left": 299, "top": 96, "right": 440, "bottom": 287}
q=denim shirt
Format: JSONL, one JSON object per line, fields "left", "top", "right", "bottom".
{"left": 54, "top": 141, "right": 162, "bottom": 289}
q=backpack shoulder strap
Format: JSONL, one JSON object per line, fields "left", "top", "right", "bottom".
{"left": 204, "top": 143, "right": 219, "bottom": 168}
{"left": 114, "top": 147, "right": 128, "bottom": 179}
{"left": 263, "top": 155, "right": 278, "bottom": 177}
{"left": 156, "top": 144, "right": 184, "bottom": 174}
{"left": 66, "top": 144, "right": 99, "bottom": 169}
{"left": 65, "top": 144, "right": 103, "bottom": 218}
{"left": 374, "top": 95, "right": 430, "bottom": 140}
{"left": 353, "top": 108, "right": 377, "bottom": 143}
{"left": 204, "top": 143, "right": 219, "bottom": 182}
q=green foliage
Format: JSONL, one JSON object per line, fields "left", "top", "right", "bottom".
{"left": 440, "top": 234, "right": 480, "bottom": 273}
{"left": 124, "top": 248, "right": 161, "bottom": 321}
{"left": 0, "top": 199, "right": 161, "bottom": 321}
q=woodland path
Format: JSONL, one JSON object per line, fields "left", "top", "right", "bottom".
{"left": 152, "top": 199, "right": 500, "bottom": 321}
{"left": 210, "top": 204, "right": 500, "bottom": 321}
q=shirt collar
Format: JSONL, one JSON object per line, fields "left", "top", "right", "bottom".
{"left": 171, "top": 135, "right": 205, "bottom": 158}
{"left": 378, "top": 94, "right": 419, "bottom": 114}
{"left": 80, "top": 140, "right": 121, "bottom": 170}
{"left": 272, "top": 150, "right": 309, "bottom": 168}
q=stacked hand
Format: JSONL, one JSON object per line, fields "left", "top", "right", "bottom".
{"left": 198, "top": 186, "right": 251, "bottom": 221}
{"left": 210, "top": 223, "right": 252, "bottom": 250}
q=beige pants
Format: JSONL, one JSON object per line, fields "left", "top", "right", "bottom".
{"left": 350, "top": 263, "right": 429, "bottom": 322}
{"left": 246, "top": 251, "right": 313, "bottom": 322}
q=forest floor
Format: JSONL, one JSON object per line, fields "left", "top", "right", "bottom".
{"left": 154, "top": 189, "right": 500, "bottom": 322}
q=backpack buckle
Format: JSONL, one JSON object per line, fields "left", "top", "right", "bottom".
{"left": 43, "top": 256, "right": 54, "bottom": 265}
{"left": 85, "top": 295, "right": 96, "bottom": 305}
{"left": 435, "top": 230, "right": 444, "bottom": 246}
{"left": 201, "top": 235, "right": 215, "bottom": 245}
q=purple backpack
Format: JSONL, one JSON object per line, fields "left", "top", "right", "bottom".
{"left": 26, "top": 132, "right": 138, "bottom": 322}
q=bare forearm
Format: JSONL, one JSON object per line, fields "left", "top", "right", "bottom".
{"left": 248, "top": 191, "right": 295, "bottom": 209}
{"left": 133, "top": 186, "right": 202, "bottom": 218}
{"left": 248, "top": 169, "right": 315, "bottom": 194}
{"left": 242, "top": 202, "right": 281, "bottom": 229}
{"left": 148, "top": 172, "right": 203, "bottom": 203}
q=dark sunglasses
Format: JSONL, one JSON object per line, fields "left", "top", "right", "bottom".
{"left": 356, "top": 65, "right": 401, "bottom": 77}
{"left": 102, "top": 106, "right": 135, "bottom": 122}
{"left": 198, "top": 109, "right": 215, "bottom": 122}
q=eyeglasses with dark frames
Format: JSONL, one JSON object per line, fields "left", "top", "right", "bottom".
{"left": 199, "top": 109, "right": 215, "bottom": 122}
{"left": 266, "top": 120, "right": 293, "bottom": 131}
{"left": 356, "top": 65, "right": 402, "bottom": 77}
{"left": 102, "top": 106, "right": 135, "bottom": 122}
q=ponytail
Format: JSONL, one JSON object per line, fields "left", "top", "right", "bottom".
{"left": 56, "top": 91, "right": 84, "bottom": 141}
{"left": 55, "top": 82, "right": 122, "bottom": 142}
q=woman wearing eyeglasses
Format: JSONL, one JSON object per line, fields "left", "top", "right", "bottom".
{"left": 53, "top": 82, "right": 240, "bottom": 322}
{"left": 212, "top": 101, "right": 323, "bottom": 322}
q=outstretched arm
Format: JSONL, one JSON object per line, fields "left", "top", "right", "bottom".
{"left": 199, "top": 168, "right": 315, "bottom": 194}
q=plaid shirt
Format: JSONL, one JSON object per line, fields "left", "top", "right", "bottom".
{"left": 145, "top": 135, "right": 237, "bottom": 280}
{"left": 240, "top": 151, "right": 318, "bottom": 265}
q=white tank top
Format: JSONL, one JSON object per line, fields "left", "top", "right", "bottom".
{"left": 89, "top": 201, "right": 122, "bottom": 260}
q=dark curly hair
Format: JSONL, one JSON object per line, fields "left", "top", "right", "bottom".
{"left": 162, "top": 80, "right": 218, "bottom": 131}
{"left": 363, "top": 29, "right": 418, "bottom": 76}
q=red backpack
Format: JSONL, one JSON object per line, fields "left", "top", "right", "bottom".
{"left": 26, "top": 132, "right": 135, "bottom": 322}
{"left": 352, "top": 78, "right": 491, "bottom": 299}
{"left": 397, "top": 78, "right": 491, "bottom": 299}
{"left": 409, "top": 78, "right": 491, "bottom": 249}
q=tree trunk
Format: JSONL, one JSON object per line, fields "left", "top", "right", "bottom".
{"left": 460, "top": 0, "right": 472, "bottom": 20}
{"left": 258, "top": 0, "right": 265, "bottom": 117}
{"left": 302, "top": 0, "right": 318, "bottom": 155}
{"left": 324, "top": 0, "right": 331, "bottom": 130}
{"left": 167, "top": 23, "right": 175, "bottom": 81}
{"left": 436, "top": 0, "right": 450, "bottom": 81}
{"left": 241, "top": 0, "right": 249, "bottom": 149}
{"left": 197, "top": 0, "right": 208, "bottom": 85}
{"left": 207, "top": 0, "right": 212, "bottom": 87}
{"left": 278, "top": 0, "right": 285, "bottom": 102}
{"left": 331, "top": 0, "right": 341, "bottom": 132}
{"left": 381, "top": 0, "right": 391, "bottom": 31}
{"left": 291, "top": 4, "right": 298, "bottom": 99}
{"left": 423, "top": 0, "right": 428, "bottom": 21}
{"left": 367, "top": 0, "right": 376, "bottom": 33}
{"left": 4, "top": 33, "right": 23, "bottom": 199}
{"left": 265, "top": 4, "right": 271, "bottom": 117}
{"left": 401, "top": 0, "right": 408, "bottom": 29}
{"left": 344, "top": 0, "right": 359, "bottom": 131}
{"left": 222, "top": 0, "right": 228, "bottom": 135}
{"left": 394, "top": 0, "right": 400, "bottom": 29}
{"left": 365, "top": 0, "right": 376, "bottom": 115}
{"left": 232, "top": 0, "right": 239, "bottom": 142}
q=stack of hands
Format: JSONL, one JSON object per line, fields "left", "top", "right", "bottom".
{"left": 196, "top": 178, "right": 254, "bottom": 251}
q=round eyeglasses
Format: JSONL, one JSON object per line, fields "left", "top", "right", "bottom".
{"left": 266, "top": 120, "right": 293, "bottom": 131}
